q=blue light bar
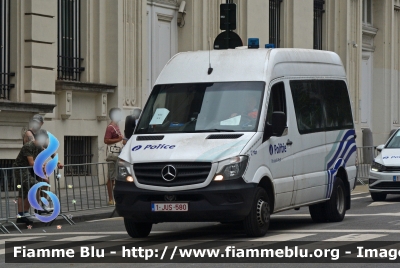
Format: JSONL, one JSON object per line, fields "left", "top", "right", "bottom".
{"left": 248, "top": 38, "right": 259, "bottom": 49}
{"left": 265, "top": 44, "right": 275, "bottom": 49}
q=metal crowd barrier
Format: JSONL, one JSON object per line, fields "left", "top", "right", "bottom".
{"left": 356, "top": 146, "right": 379, "bottom": 185}
{"left": 0, "top": 148, "right": 382, "bottom": 233}
{"left": 0, "top": 162, "right": 117, "bottom": 233}
{"left": 55, "top": 162, "right": 116, "bottom": 214}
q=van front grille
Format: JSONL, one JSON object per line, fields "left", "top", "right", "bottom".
{"left": 133, "top": 162, "right": 212, "bottom": 187}
{"left": 370, "top": 182, "right": 400, "bottom": 189}
{"left": 384, "top": 166, "right": 400, "bottom": 172}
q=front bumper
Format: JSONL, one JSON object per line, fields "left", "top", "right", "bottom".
{"left": 369, "top": 170, "right": 400, "bottom": 194}
{"left": 114, "top": 179, "right": 257, "bottom": 223}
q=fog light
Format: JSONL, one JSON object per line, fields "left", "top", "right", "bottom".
{"left": 126, "top": 176, "right": 134, "bottom": 182}
{"left": 369, "top": 178, "right": 377, "bottom": 185}
{"left": 214, "top": 175, "right": 224, "bottom": 181}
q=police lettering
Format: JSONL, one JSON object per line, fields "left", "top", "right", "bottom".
{"left": 143, "top": 144, "right": 176, "bottom": 150}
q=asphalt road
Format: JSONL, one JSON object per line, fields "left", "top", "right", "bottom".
{"left": 1, "top": 186, "right": 400, "bottom": 268}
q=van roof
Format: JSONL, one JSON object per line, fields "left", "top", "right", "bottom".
{"left": 155, "top": 48, "right": 346, "bottom": 85}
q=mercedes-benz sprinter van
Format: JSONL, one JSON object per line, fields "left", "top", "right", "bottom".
{"left": 115, "top": 48, "right": 357, "bottom": 238}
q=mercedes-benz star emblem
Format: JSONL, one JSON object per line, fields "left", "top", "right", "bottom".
{"left": 161, "top": 165, "right": 177, "bottom": 181}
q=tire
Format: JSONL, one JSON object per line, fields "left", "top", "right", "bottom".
{"left": 309, "top": 203, "right": 328, "bottom": 223}
{"left": 370, "top": 192, "right": 387, "bottom": 202}
{"left": 324, "top": 178, "right": 346, "bottom": 222}
{"left": 243, "top": 187, "right": 271, "bottom": 237}
{"left": 124, "top": 218, "right": 152, "bottom": 238}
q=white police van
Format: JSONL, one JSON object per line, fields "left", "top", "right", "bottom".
{"left": 369, "top": 128, "right": 400, "bottom": 201}
{"left": 115, "top": 47, "right": 357, "bottom": 238}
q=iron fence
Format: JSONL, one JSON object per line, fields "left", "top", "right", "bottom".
{"left": 0, "top": 159, "right": 14, "bottom": 191}
{"left": 58, "top": 0, "right": 84, "bottom": 81}
{"left": 0, "top": 0, "right": 14, "bottom": 100}
{"left": 0, "top": 162, "right": 116, "bottom": 233}
{"left": 269, "top": 0, "right": 282, "bottom": 48}
{"left": 313, "top": 0, "right": 325, "bottom": 50}
{"left": 356, "top": 146, "right": 380, "bottom": 185}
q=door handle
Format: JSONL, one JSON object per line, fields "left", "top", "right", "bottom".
{"left": 286, "top": 139, "right": 293, "bottom": 146}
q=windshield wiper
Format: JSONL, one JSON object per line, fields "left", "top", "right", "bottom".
{"left": 194, "top": 129, "right": 236, "bottom": 133}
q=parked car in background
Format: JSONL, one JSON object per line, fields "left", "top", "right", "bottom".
{"left": 369, "top": 128, "right": 400, "bottom": 201}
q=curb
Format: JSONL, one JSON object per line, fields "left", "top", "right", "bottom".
{"left": 4, "top": 209, "right": 119, "bottom": 232}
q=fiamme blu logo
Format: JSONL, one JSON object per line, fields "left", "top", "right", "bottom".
{"left": 29, "top": 132, "right": 61, "bottom": 223}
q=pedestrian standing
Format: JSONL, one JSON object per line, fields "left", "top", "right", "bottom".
{"left": 23, "top": 114, "right": 44, "bottom": 145}
{"left": 104, "top": 108, "right": 126, "bottom": 205}
{"left": 14, "top": 129, "right": 63, "bottom": 225}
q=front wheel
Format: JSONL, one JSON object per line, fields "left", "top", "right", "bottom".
{"left": 124, "top": 218, "right": 152, "bottom": 238}
{"left": 370, "top": 192, "right": 387, "bottom": 201}
{"left": 243, "top": 187, "right": 271, "bottom": 237}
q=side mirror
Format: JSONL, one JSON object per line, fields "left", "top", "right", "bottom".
{"left": 272, "top": 111, "right": 287, "bottom": 137}
{"left": 376, "top": 144, "right": 385, "bottom": 152}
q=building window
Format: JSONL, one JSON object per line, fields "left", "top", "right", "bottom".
{"left": 64, "top": 136, "right": 93, "bottom": 175}
{"left": 313, "top": 0, "right": 325, "bottom": 50}
{"left": 58, "top": 0, "right": 84, "bottom": 81}
{"left": 0, "top": 159, "right": 14, "bottom": 190}
{"left": 362, "top": 0, "right": 372, "bottom": 25}
{"left": 0, "top": 0, "right": 14, "bottom": 100}
{"left": 269, "top": 0, "right": 282, "bottom": 48}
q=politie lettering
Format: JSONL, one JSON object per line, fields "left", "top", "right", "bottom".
{"left": 273, "top": 143, "right": 287, "bottom": 154}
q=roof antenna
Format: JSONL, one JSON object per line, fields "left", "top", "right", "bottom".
{"left": 208, "top": 37, "right": 213, "bottom": 75}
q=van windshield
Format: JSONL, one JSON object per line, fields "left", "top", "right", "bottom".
{"left": 136, "top": 82, "right": 265, "bottom": 134}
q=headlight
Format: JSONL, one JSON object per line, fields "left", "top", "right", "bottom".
{"left": 117, "top": 159, "right": 134, "bottom": 182}
{"left": 214, "top": 156, "right": 249, "bottom": 181}
{"left": 371, "top": 161, "right": 386, "bottom": 172}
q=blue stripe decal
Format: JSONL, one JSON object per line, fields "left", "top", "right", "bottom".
{"left": 325, "top": 129, "right": 356, "bottom": 199}
{"left": 326, "top": 130, "right": 355, "bottom": 169}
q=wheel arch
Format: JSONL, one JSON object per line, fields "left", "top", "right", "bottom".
{"left": 258, "top": 177, "right": 275, "bottom": 213}
{"left": 337, "top": 166, "right": 350, "bottom": 210}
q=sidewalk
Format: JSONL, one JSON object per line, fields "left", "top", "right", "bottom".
{"left": 354, "top": 184, "right": 369, "bottom": 193}
{"left": 1, "top": 204, "right": 118, "bottom": 233}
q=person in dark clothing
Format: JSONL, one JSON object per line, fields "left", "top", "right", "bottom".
{"left": 14, "top": 129, "right": 63, "bottom": 225}
{"left": 23, "top": 114, "right": 44, "bottom": 145}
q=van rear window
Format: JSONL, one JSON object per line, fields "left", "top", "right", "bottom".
{"left": 290, "top": 80, "right": 354, "bottom": 134}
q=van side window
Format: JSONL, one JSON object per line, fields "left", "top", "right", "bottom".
{"left": 263, "top": 82, "right": 287, "bottom": 141}
{"left": 290, "top": 80, "right": 354, "bottom": 134}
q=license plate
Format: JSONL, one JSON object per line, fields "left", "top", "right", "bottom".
{"left": 151, "top": 202, "right": 188, "bottom": 212}
{"left": 393, "top": 176, "right": 400, "bottom": 182}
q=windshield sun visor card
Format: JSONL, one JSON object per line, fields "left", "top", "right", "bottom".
{"left": 220, "top": 115, "right": 241, "bottom": 126}
{"left": 149, "top": 108, "right": 170, "bottom": 125}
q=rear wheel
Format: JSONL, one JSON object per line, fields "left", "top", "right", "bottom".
{"left": 243, "top": 187, "right": 271, "bottom": 237}
{"left": 370, "top": 192, "right": 387, "bottom": 201}
{"left": 325, "top": 178, "right": 346, "bottom": 222}
{"left": 309, "top": 203, "right": 328, "bottom": 222}
{"left": 308, "top": 177, "right": 346, "bottom": 222}
{"left": 124, "top": 218, "right": 152, "bottom": 238}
